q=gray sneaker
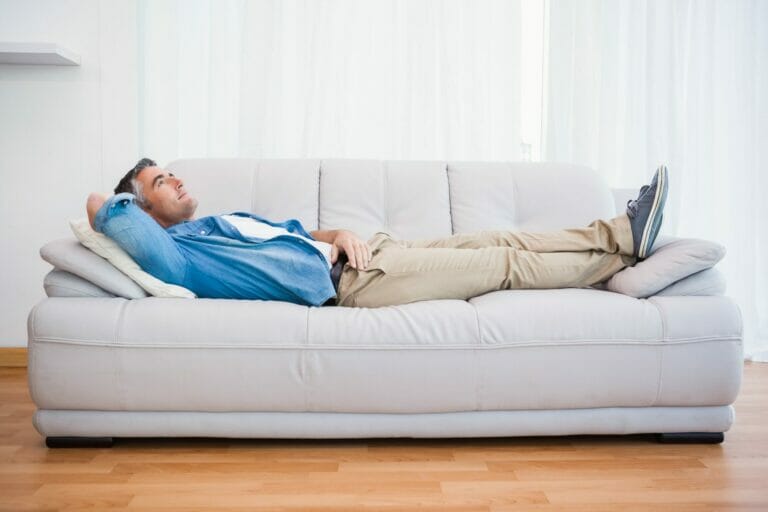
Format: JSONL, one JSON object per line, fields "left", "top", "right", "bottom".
{"left": 626, "top": 165, "right": 669, "bottom": 259}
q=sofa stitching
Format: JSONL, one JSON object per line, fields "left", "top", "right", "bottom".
{"left": 29, "top": 335, "right": 742, "bottom": 349}
{"left": 647, "top": 298, "right": 667, "bottom": 406}
{"left": 26, "top": 303, "right": 40, "bottom": 407}
{"left": 382, "top": 161, "right": 390, "bottom": 232}
{"left": 29, "top": 299, "right": 39, "bottom": 343}
{"left": 304, "top": 308, "right": 310, "bottom": 410}
{"left": 114, "top": 299, "right": 130, "bottom": 408}
{"left": 653, "top": 341, "right": 665, "bottom": 407}
{"left": 472, "top": 302, "right": 483, "bottom": 411}
{"left": 114, "top": 299, "right": 128, "bottom": 345}
{"left": 446, "top": 163, "right": 454, "bottom": 234}
{"left": 733, "top": 300, "right": 745, "bottom": 340}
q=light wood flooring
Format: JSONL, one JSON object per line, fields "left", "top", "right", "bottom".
{"left": 0, "top": 363, "right": 766, "bottom": 511}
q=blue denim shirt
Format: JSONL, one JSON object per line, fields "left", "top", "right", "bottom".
{"left": 93, "top": 193, "right": 336, "bottom": 306}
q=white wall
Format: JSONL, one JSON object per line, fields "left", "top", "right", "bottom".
{"left": 0, "top": 0, "right": 138, "bottom": 347}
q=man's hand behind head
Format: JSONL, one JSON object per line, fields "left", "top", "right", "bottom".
{"left": 87, "top": 192, "right": 109, "bottom": 231}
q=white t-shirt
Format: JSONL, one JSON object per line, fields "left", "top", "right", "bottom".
{"left": 220, "top": 215, "right": 333, "bottom": 269}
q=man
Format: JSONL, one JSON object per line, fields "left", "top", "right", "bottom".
{"left": 87, "top": 158, "right": 668, "bottom": 308}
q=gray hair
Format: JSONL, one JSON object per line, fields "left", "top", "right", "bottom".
{"left": 114, "top": 158, "right": 156, "bottom": 209}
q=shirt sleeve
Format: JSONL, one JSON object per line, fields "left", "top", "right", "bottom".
{"left": 93, "top": 193, "right": 189, "bottom": 285}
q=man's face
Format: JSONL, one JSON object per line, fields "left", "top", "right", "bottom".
{"left": 135, "top": 166, "right": 198, "bottom": 228}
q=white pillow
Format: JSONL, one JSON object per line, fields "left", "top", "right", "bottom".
{"left": 44, "top": 268, "right": 117, "bottom": 298}
{"left": 40, "top": 238, "right": 148, "bottom": 299}
{"left": 69, "top": 218, "right": 196, "bottom": 299}
{"left": 602, "top": 235, "right": 726, "bottom": 298}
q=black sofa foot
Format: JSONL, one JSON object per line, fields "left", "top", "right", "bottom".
{"left": 655, "top": 432, "right": 724, "bottom": 444}
{"left": 46, "top": 436, "right": 115, "bottom": 448}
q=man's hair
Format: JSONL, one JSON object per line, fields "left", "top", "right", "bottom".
{"left": 114, "top": 158, "right": 156, "bottom": 209}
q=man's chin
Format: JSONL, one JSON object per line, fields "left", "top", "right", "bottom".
{"left": 182, "top": 198, "right": 199, "bottom": 218}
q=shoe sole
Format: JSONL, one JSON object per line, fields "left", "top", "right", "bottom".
{"left": 638, "top": 166, "right": 668, "bottom": 258}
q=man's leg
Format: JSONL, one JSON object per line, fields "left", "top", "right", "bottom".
{"left": 336, "top": 240, "right": 636, "bottom": 308}
{"left": 335, "top": 166, "right": 667, "bottom": 307}
{"left": 398, "top": 213, "right": 634, "bottom": 256}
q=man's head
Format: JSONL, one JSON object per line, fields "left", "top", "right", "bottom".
{"left": 114, "top": 158, "right": 198, "bottom": 228}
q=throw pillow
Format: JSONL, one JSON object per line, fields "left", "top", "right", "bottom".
{"left": 653, "top": 267, "right": 727, "bottom": 296}
{"left": 43, "top": 268, "right": 117, "bottom": 298}
{"left": 602, "top": 235, "right": 726, "bottom": 298}
{"left": 39, "top": 238, "right": 148, "bottom": 299}
{"left": 69, "top": 218, "right": 196, "bottom": 299}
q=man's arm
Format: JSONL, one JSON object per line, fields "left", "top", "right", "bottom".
{"left": 309, "top": 229, "right": 339, "bottom": 244}
{"left": 310, "top": 229, "right": 372, "bottom": 270}
{"left": 87, "top": 192, "right": 189, "bottom": 285}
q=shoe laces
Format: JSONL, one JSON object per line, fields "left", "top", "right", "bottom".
{"left": 626, "top": 199, "right": 639, "bottom": 218}
{"left": 626, "top": 184, "right": 651, "bottom": 218}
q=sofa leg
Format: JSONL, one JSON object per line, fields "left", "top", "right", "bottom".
{"left": 655, "top": 432, "right": 724, "bottom": 444}
{"left": 45, "top": 436, "right": 115, "bottom": 448}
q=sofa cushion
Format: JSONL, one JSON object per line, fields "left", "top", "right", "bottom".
{"left": 448, "top": 162, "right": 616, "bottom": 234}
{"left": 43, "top": 269, "right": 116, "bottom": 298}
{"left": 69, "top": 218, "right": 196, "bottom": 299}
{"left": 654, "top": 267, "right": 726, "bottom": 296}
{"left": 167, "top": 158, "right": 322, "bottom": 231}
{"left": 28, "top": 290, "right": 743, "bottom": 413}
{"left": 603, "top": 236, "right": 726, "bottom": 298}
{"left": 318, "top": 159, "right": 453, "bottom": 241}
{"left": 39, "top": 238, "right": 148, "bottom": 299}
{"left": 469, "top": 288, "right": 663, "bottom": 342}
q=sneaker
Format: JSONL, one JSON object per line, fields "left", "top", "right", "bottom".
{"left": 626, "top": 165, "right": 669, "bottom": 259}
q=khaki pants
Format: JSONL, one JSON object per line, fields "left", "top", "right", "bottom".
{"left": 335, "top": 213, "right": 637, "bottom": 308}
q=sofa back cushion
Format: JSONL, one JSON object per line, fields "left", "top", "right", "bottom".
{"left": 448, "top": 162, "right": 615, "bottom": 234}
{"left": 166, "top": 159, "right": 322, "bottom": 233}
{"left": 165, "top": 158, "right": 616, "bottom": 241}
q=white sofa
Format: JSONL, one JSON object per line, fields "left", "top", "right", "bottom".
{"left": 27, "top": 159, "right": 744, "bottom": 448}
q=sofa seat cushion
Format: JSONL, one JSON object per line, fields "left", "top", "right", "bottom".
{"left": 468, "top": 289, "right": 742, "bottom": 410}
{"left": 27, "top": 292, "right": 742, "bottom": 414}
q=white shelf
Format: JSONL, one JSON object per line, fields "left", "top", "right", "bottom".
{"left": 0, "top": 42, "right": 81, "bottom": 66}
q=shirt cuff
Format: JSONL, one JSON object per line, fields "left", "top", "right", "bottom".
{"left": 93, "top": 192, "right": 137, "bottom": 233}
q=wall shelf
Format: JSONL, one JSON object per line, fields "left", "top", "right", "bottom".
{"left": 0, "top": 42, "right": 80, "bottom": 66}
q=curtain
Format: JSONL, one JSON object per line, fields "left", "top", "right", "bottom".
{"left": 544, "top": 0, "right": 768, "bottom": 360}
{"left": 137, "top": 0, "right": 767, "bottom": 360}
{"left": 137, "top": 0, "right": 524, "bottom": 163}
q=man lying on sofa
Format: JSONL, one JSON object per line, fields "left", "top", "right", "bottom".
{"left": 87, "top": 158, "right": 668, "bottom": 308}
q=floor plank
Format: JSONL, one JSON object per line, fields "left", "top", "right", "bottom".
{"left": 0, "top": 362, "right": 766, "bottom": 510}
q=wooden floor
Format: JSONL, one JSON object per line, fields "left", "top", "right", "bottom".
{"left": 1, "top": 363, "right": 766, "bottom": 511}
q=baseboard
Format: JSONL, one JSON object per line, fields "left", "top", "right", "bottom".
{"left": 0, "top": 347, "right": 27, "bottom": 367}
